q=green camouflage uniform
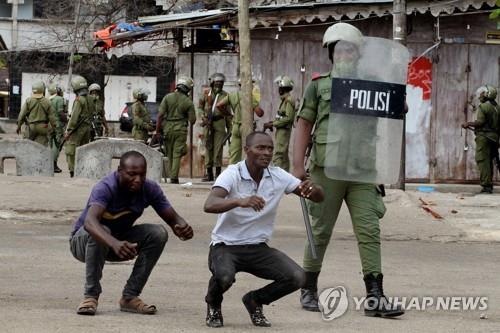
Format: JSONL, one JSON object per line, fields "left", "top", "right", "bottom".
{"left": 49, "top": 94, "right": 66, "bottom": 162}
{"left": 272, "top": 93, "right": 295, "bottom": 171}
{"left": 159, "top": 91, "right": 196, "bottom": 180}
{"left": 132, "top": 101, "right": 154, "bottom": 142}
{"left": 199, "top": 89, "right": 229, "bottom": 168}
{"left": 219, "top": 91, "right": 259, "bottom": 164}
{"left": 298, "top": 71, "right": 385, "bottom": 275}
{"left": 65, "top": 96, "right": 92, "bottom": 173}
{"left": 17, "top": 96, "right": 57, "bottom": 147}
{"left": 474, "top": 101, "right": 500, "bottom": 189}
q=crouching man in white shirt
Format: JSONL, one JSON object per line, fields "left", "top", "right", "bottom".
{"left": 203, "top": 131, "right": 324, "bottom": 328}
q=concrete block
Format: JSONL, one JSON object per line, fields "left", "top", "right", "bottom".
{"left": 75, "top": 138, "right": 164, "bottom": 182}
{"left": 0, "top": 139, "right": 54, "bottom": 176}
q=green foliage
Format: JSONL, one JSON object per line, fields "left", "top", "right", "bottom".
{"left": 69, "top": 54, "right": 83, "bottom": 63}
{"left": 489, "top": 0, "right": 500, "bottom": 20}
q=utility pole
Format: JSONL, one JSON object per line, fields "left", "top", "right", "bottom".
{"left": 393, "top": 0, "right": 407, "bottom": 190}
{"left": 238, "top": 0, "right": 253, "bottom": 149}
{"left": 66, "top": 0, "right": 82, "bottom": 93}
{"left": 10, "top": 0, "right": 18, "bottom": 51}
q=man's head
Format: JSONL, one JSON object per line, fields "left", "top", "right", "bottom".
{"left": 275, "top": 75, "right": 294, "bottom": 96}
{"left": 117, "top": 151, "right": 147, "bottom": 193}
{"left": 244, "top": 132, "right": 274, "bottom": 169}
{"left": 32, "top": 80, "right": 45, "bottom": 98}
{"left": 176, "top": 76, "right": 194, "bottom": 95}
{"left": 476, "top": 85, "right": 497, "bottom": 103}
{"left": 210, "top": 73, "right": 225, "bottom": 94}
{"left": 71, "top": 75, "right": 88, "bottom": 95}
{"left": 323, "top": 23, "right": 363, "bottom": 76}
{"left": 89, "top": 83, "right": 101, "bottom": 97}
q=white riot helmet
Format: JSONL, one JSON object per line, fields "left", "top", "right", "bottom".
{"left": 323, "top": 23, "right": 363, "bottom": 63}
{"left": 274, "top": 75, "right": 294, "bottom": 89}
{"left": 476, "top": 85, "right": 497, "bottom": 102}
{"left": 89, "top": 83, "right": 101, "bottom": 93}
{"left": 176, "top": 76, "right": 194, "bottom": 91}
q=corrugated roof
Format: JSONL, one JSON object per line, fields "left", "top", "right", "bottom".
{"left": 138, "top": 9, "right": 236, "bottom": 25}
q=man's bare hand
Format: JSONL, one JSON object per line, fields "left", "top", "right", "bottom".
{"left": 173, "top": 223, "right": 194, "bottom": 241}
{"left": 112, "top": 240, "right": 137, "bottom": 260}
{"left": 239, "top": 196, "right": 265, "bottom": 211}
{"left": 298, "top": 179, "right": 318, "bottom": 199}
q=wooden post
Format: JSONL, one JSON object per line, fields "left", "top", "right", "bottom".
{"left": 238, "top": 0, "right": 253, "bottom": 151}
{"left": 66, "top": 0, "right": 82, "bottom": 93}
{"left": 393, "top": 0, "right": 407, "bottom": 190}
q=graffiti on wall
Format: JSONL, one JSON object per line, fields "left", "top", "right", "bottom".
{"left": 406, "top": 57, "right": 432, "bottom": 179}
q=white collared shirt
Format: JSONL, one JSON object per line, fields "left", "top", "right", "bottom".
{"left": 210, "top": 160, "right": 301, "bottom": 245}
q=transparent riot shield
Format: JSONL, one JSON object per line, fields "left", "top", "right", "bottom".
{"left": 324, "top": 37, "right": 410, "bottom": 184}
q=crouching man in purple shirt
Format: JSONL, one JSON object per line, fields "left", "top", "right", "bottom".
{"left": 69, "top": 151, "right": 193, "bottom": 316}
{"left": 203, "top": 132, "right": 324, "bottom": 328}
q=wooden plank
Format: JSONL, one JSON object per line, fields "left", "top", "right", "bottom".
{"left": 465, "top": 44, "right": 500, "bottom": 181}
{"left": 432, "top": 44, "right": 469, "bottom": 181}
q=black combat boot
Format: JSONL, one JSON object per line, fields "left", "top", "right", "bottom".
{"left": 206, "top": 303, "right": 223, "bottom": 328}
{"left": 300, "top": 271, "right": 320, "bottom": 312}
{"left": 170, "top": 178, "right": 179, "bottom": 184}
{"left": 202, "top": 168, "right": 214, "bottom": 182}
{"left": 480, "top": 186, "right": 493, "bottom": 194}
{"left": 70, "top": 171, "right": 74, "bottom": 178}
{"left": 363, "top": 273, "right": 404, "bottom": 318}
{"left": 54, "top": 162, "right": 62, "bottom": 173}
{"left": 215, "top": 167, "right": 222, "bottom": 179}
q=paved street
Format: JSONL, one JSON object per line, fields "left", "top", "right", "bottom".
{"left": 1, "top": 174, "right": 500, "bottom": 332}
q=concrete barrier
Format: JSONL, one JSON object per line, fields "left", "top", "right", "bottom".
{"left": 75, "top": 138, "right": 164, "bottom": 182}
{"left": 0, "top": 139, "right": 54, "bottom": 176}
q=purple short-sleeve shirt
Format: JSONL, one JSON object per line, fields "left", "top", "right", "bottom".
{"left": 71, "top": 171, "right": 171, "bottom": 236}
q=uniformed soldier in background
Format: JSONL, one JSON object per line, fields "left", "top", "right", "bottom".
{"left": 293, "top": 22, "right": 404, "bottom": 318}
{"left": 88, "top": 83, "right": 109, "bottom": 140}
{"left": 154, "top": 76, "right": 196, "bottom": 184}
{"left": 16, "top": 80, "right": 57, "bottom": 148}
{"left": 263, "top": 76, "right": 296, "bottom": 171}
{"left": 462, "top": 85, "right": 500, "bottom": 194}
{"left": 132, "top": 88, "right": 154, "bottom": 143}
{"left": 48, "top": 83, "right": 66, "bottom": 173}
{"left": 217, "top": 79, "right": 264, "bottom": 165}
{"left": 198, "top": 73, "right": 230, "bottom": 181}
{"left": 65, "top": 75, "right": 92, "bottom": 178}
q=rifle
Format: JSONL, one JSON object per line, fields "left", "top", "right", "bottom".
{"left": 301, "top": 135, "right": 318, "bottom": 259}
{"left": 205, "top": 92, "right": 219, "bottom": 151}
{"left": 58, "top": 113, "right": 93, "bottom": 153}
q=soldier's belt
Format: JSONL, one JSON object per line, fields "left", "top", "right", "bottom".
{"left": 28, "top": 120, "right": 49, "bottom": 124}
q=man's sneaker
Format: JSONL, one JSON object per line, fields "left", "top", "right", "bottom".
{"left": 206, "top": 304, "right": 223, "bottom": 328}
{"left": 300, "top": 289, "right": 320, "bottom": 312}
{"left": 242, "top": 292, "right": 271, "bottom": 327}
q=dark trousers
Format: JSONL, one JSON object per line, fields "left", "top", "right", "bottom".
{"left": 70, "top": 224, "right": 168, "bottom": 298}
{"left": 205, "top": 243, "right": 305, "bottom": 307}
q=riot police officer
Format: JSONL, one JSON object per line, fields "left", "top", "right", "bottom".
{"left": 155, "top": 76, "right": 196, "bottom": 184}
{"left": 88, "top": 83, "right": 109, "bottom": 140}
{"left": 293, "top": 22, "right": 404, "bottom": 318}
{"left": 217, "top": 78, "right": 264, "bottom": 164}
{"left": 65, "top": 75, "right": 93, "bottom": 178}
{"left": 48, "top": 83, "right": 66, "bottom": 173}
{"left": 198, "top": 73, "right": 230, "bottom": 181}
{"left": 263, "top": 76, "right": 296, "bottom": 171}
{"left": 462, "top": 85, "right": 500, "bottom": 194}
{"left": 132, "top": 88, "right": 154, "bottom": 143}
{"left": 17, "top": 80, "right": 57, "bottom": 147}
